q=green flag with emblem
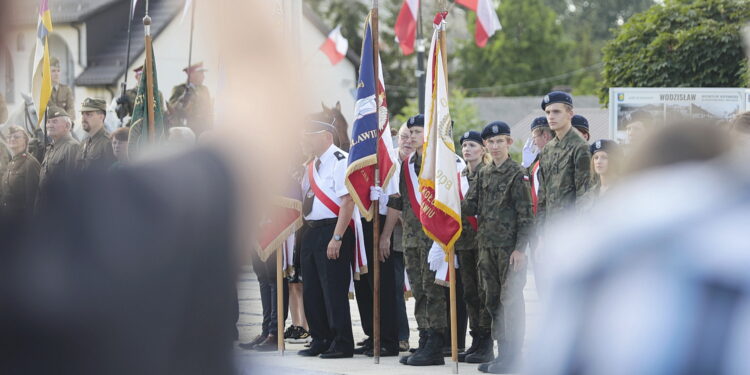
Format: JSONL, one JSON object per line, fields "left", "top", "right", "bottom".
{"left": 128, "top": 40, "right": 165, "bottom": 155}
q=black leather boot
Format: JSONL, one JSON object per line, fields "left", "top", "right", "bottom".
{"left": 407, "top": 329, "right": 445, "bottom": 366}
{"left": 400, "top": 329, "right": 427, "bottom": 364}
{"left": 458, "top": 330, "right": 481, "bottom": 362}
{"left": 466, "top": 332, "right": 495, "bottom": 363}
{"left": 477, "top": 340, "right": 503, "bottom": 373}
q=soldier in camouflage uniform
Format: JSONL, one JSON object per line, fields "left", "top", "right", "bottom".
{"left": 537, "top": 91, "right": 591, "bottom": 224}
{"left": 455, "top": 130, "right": 494, "bottom": 364}
{"left": 380, "top": 114, "right": 446, "bottom": 367}
{"left": 462, "top": 121, "right": 533, "bottom": 374}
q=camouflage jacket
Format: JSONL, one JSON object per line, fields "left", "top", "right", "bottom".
{"left": 455, "top": 162, "right": 483, "bottom": 251}
{"left": 51, "top": 84, "right": 75, "bottom": 114}
{"left": 387, "top": 152, "right": 432, "bottom": 249}
{"left": 0, "top": 152, "right": 40, "bottom": 217}
{"left": 77, "top": 128, "right": 116, "bottom": 172}
{"left": 537, "top": 128, "right": 591, "bottom": 224}
{"left": 462, "top": 157, "right": 533, "bottom": 252}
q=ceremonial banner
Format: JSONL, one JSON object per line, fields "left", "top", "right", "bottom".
{"left": 419, "top": 12, "right": 462, "bottom": 251}
{"left": 256, "top": 176, "right": 303, "bottom": 262}
{"left": 345, "top": 13, "right": 397, "bottom": 221}
{"left": 31, "top": 0, "right": 53, "bottom": 127}
{"left": 129, "top": 42, "right": 166, "bottom": 152}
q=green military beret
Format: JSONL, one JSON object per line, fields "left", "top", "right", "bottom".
{"left": 50, "top": 56, "right": 60, "bottom": 68}
{"left": 80, "top": 97, "right": 107, "bottom": 112}
{"left": 47, "top": 105, "right": 70, "bottom": 119}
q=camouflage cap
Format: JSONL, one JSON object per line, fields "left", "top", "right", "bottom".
{"left": 80, "top": 97, "right": 107, "bottom": 112}
{"left": 50, "top": 56, "right": 60, "bottom": 68}
{"left": 47, "top": 105, "right": 70, "bottom": 119}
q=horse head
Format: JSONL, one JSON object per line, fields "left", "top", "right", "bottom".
{"left": 319, "top": 101, "right": 350, "bottom": 152}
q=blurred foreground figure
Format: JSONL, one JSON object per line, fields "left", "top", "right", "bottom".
{"left": 528, "top": 122, "right": 749, "bottom": 375}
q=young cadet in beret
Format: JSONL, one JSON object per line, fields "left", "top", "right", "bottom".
{"left": 78, "top": 98, "right": 116, "bottom": 171}
{"left": 462, "top": 121, "right": 533, "bottom": 374}
{"left": 537, "top": 91, "right": 591, "bottom": 223}
{"left": 579, "top": 139, "right": 623, "bottom": 212}
{"left": 571, "top": 114, "right": 590, "bottom": 142}
{"left": 380, "top": 114, "right": 449, "bottom": 366}
{"left": 455, "top": 130, "right": 494, "bottom": 364}
{"left": 527, "top": 117, "right": 552, "bottom": 216}
{"left": 0, "top": 126, "right": 40, "bottom": 219}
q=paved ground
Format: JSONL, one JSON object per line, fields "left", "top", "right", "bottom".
{"left": 236, "top": 266, "right": 540, "bottom": 375}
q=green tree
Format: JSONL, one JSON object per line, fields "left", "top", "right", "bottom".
{"left": 455, "top": 0, "right": 574, "bottom": 96}
{"left": 599, "top": 0, "right": 750, "bottom": 104}
{"left": 394, "top": 89, "right": 484, "bottom": 148}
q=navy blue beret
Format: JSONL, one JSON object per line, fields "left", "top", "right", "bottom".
{"left": 541, "top": 91, "right": 573, "bottom": 110}
{"left": 590, "top": 139, "right": 621, "bottom": 156}
{"left": 460, "top": 130, "right": 483, "bottom": 145}
{"left": 530, "top": 116, "right": 549, "bottom": 130}
{"left": 305, "top": 120, "right": 336, "bottom": 135}
{"left": 407, "top": 114, "right": 424, "bottom": 128}
{"left": 481, "top": 121, "right": 511, "bottom": 139}
{"left": 571, "top": 115, "right": 589, "bottom": 132}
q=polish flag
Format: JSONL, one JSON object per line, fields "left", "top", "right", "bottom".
{"left": 394, "top": 0, "right": 418, "bottom": 55}
{"left": 457, "top": 0, "right": 501, "bottom": 47}
{"left": 319, "top": 26, "right": 348, "bottom": 65}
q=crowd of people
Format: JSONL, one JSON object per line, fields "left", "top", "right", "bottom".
{"left": 243, "top": 90, "right": 742, "bottom": 373}
{"left": 0, "top": 58, "right": 215, "bottom": 220}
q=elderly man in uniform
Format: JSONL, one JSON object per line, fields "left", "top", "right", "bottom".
{"left": 78, "top": 98, "right": 116, "bottom": 171}
{"left": 0, "top": 126, "right": 40, "bottom": 219}
{"left": 536, "top": 92, "right": 591, "bottom": 292}
{"left": 168, "top": 62, "right": 213, "bottom": 135}
{"left": 37, "top": 106, "right": 80, "bottom": 207}
{"left": 49, "top": 57, "right": 75, "bottom": 115}
{"left": 380, "top": 114, "right": 447, "bottom": 367}
{"left": 297, "top": 119, "right": 356, "bottom": 359}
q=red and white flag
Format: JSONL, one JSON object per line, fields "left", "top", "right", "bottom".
{"left": 394, "top": 0, "right": 419, "bottom": 55}
{"left": 457, "top": 0, "right": 501, "bottom": 47}
{"left": 419, "top": 12, "right": 462, "bottom": 251}
{"left": 319, "top": 26, "right": 349, "bottom": 65}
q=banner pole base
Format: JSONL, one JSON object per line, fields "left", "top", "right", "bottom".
{"left": 453, "top": 361, "right": 459, "bottom": 374}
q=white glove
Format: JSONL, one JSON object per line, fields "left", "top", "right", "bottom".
{"left": 370, "top": 186, "right": 389, "bottom": 207}
{"left": 427, "top": 242, "right": 444, "bottom": 271}
{"left": 521, "top": 137, "right": 539, "bottom": 168}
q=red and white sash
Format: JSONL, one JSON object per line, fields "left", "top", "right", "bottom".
{"left": 530, "top": 160, "right": 540, "bottom": 215}
{"left": 307, "top": 162, "right": 368, "bottom": 280}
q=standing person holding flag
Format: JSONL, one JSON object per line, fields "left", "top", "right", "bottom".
{"left": 31, "top": 0, "right": 53, "bottom": 130}
{"left": 418, "top": 11, "right": 464, "bottom": 370}
{"left": 345, "top": 5, "right": 400, "bottom": 360}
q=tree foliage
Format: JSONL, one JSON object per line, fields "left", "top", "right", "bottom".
{"left": 600, "top": 0, "right": 750, "bottom": 104}
{"left": 455, "top": 0, "right": 574, "bottom": 96}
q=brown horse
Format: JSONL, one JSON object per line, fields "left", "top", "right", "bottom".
{"left": 312, "top": 101, "right": 350, "bottom": 152}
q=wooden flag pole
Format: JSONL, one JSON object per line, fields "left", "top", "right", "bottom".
{"left": 438, "top": 16, "right": 459, "bottom": 373}
{"left": 143, "top": 4, "right": 155, "bottom": 142}
{"left": 277, "top": 246, "right": 285, "bottom": 355}
{"left": 371, "top": 0, "right": 382, "bottom": 364}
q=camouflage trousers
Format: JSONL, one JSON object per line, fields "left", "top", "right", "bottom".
{"left": 404, "top": 246, "right": 447, "bottom": 330}
{"left": 457, "top": 249, "right": 492, "bottom": 331}
{"left": 477, "top": 247, "right": 527, "bottom": 355}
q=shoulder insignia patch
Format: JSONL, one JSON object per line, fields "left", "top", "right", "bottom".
{"left": 333, "top": 151, "right": 346, "bottom": 161}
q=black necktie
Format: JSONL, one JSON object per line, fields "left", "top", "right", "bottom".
{"left": 302, "top": 159, "right": 321, "bottom": 216}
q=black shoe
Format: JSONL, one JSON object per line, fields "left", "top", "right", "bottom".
{"left": 466, "top": 336, "right": 495, "bottom": 364}
{"left": 239, "top": 334, "right": 267, "bottom": 350}
{"left": 254, "top": 334, "right": 279, "bottom": 352}
{"left": 408, "top": 329, "right": 428, "bottom": 353}
{"left": 458, "top": 330, "right": 482, "bottom": 362}
{"left": 298, "top": 343, "right": 328, "bottom": 357}
{"left": 356, "top": 337, "right": 371, "bottom": 347}
{"left": 288, "top": 326, "right": 311, "bottom": 344}
{"left": 353, "top": 337, "right": 373, "bottom": 355}
{"left": 319, "top": 350, "right": 353, "bottom": 359}
{"left": 399, "top": 354, "right": 411, "bottom": 364}
{"left": 486, "top": 359, "right": 521, "bottom": 374}
{"left": 365, "top": 347, "right": 399, "bottom": 357}
{"left": 477, "top": 350, "right": 504, "bottom": 373}
{"left": 283, "top": 326, "right": 296, "bottom": 340}
{"left": 406, "top": 330, "right": 445, "bottom": 366}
